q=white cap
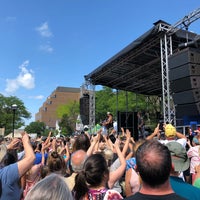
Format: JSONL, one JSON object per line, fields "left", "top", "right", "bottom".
{"left": 84, "top": 125, "right": 88, "bottom": 129}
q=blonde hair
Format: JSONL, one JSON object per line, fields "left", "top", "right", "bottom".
{"left": 103, "top": 148, "right": 114, "bottom": 168}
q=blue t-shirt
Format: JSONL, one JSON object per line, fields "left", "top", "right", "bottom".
{"left": 0, "top": 163, "right": 21, "bottom": 200}
{"left": 34, "top": 152, "right": 48, "bottom": 165}
{"left": 170, "top": 176, "right": 200, "bottom": 200}
{"left": 126, "top": 157, "right": 136, "bottom": 171}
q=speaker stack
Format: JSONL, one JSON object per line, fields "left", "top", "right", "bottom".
{"left": 168, "top": 47, "right": 200, "bottom": 118}
{"left": 80, "top": 94, "right": 89, "bottom": 125}
{"left": 117, "top": 111, "right": 138, "bottom": 140}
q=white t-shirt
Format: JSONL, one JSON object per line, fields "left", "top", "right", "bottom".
{"left": 159, "top": 138, "right": 187, "bottom": 148}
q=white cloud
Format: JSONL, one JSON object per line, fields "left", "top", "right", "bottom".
{"left": 39, "top": 44, "right": 54, "bottom": 53}
{"left": 28, "top": 95, "right": 44, "bottom": 100}
{"left": 5, "top": 60, "right": 35, "bottom": 93}
{"left": 36, "top": 22, "right": 53, "bottom": 37}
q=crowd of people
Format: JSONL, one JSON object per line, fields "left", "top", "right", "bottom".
{"left": 0, "top": 120, "right": 200, "bottom": 200}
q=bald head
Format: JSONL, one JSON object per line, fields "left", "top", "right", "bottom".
{"left": 136, "top": 140, "right": 171, "bottom": 187}
{"left": 71, "top": 150, "right": 87, "bottom": 173}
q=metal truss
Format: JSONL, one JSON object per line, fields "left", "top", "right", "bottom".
{"left": 159, "top": 31, "right": 176, "bottom": 124}
{"left": 168, "top": 7, "right": 200, "bottom": 34}
{"left": 81, "top": 81, "right": 95, "bottom": 128}
{"left": 159, "top": 7, "right": 200, "bottom": 125}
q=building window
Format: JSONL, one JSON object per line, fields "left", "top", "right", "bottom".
{"left": 47, "top": 100, "right": 52, "bottom": 105}
{"left": 51, "top": 94, "right": 56, "bottom": 98}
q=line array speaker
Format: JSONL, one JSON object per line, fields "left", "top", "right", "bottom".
{"left": 168, "top": 47, "right": 200, "bottom": 118}
{"left": 170, "top": 76, "right": 200, "bottom": 93}
{"left": 80, "top": 94, "right": 89, "bottom": 125}
{"left": 168, "top": 47, "right": 200, "bottom": 68}
{"left": 169, "top": 63, "right": 200, "bottom": 81}
{"left": 172, "top": 89, "right": 200, "bottom": 105}
{"left": 175, "top": 102, "right": 200, "bottom": 117}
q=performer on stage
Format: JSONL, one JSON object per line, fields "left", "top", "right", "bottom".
{"left": 137, "top": 111, "right": 145, "bottom": 139}
{"left": 102, "top": 112, "right": 113, "bottom": 135}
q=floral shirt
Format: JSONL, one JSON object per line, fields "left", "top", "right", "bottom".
{"left": 86, "top": 188, "right": 123, "bottom": 200}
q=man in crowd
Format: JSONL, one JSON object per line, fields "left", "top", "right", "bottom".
{"left": 65, "top": 149, "right": 87, "bottom": 191}
{"left": 125, "top": 140, "right": 186, "bottom": 200}
{"left": 147, "top": 123, "right": 187, "bottom": 147}
{"left": 0, "top": 132, "right": 35, "bottom": 200}
{"left": 166, "top": 141, "right": 200, "bottom": 200}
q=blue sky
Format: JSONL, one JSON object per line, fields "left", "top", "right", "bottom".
{"left": 0, "top": 1, "right": 200, "bottom": 126}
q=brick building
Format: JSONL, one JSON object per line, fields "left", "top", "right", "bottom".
{"left": 35, "top": 86, "right": 80, "bottom": 129}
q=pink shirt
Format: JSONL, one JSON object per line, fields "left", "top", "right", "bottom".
{"left": 187, "top": 145, "right": 200, "bottom": 174}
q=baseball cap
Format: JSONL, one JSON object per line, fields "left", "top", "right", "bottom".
{"left": 84, "top": 125, "right": 89, "bottom": 131}
{"left": 165, "top": 141, "right": 189, "bottom": 172}
{"left": 193, "top": 137, "right": 200, "bottom": 145}
{"left": 165, "top": 124, "right": 176, "bottom": 138}
{"left": 0, "top": 144, "right": 7, "bottom": 163}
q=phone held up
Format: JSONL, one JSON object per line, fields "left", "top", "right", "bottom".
{"left": 109, "top": 134, "right": 116, "bottom": 144}
{"left": 190, "top": 121, "right": 197, "bottom": 136}
{"left": 158, "top": 120, "right": 164, "bottom": 132}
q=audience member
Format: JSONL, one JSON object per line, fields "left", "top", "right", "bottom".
{"left": 21, "top": 142, "right": 48, "bottom": 199}
{"left": 193, "top": 165, "right": 200, "bottom": 188}
{"left": 187, "top": 135, "right": 200, "bottom": 184}
{"left": 107, "top": 137, "right": 126, "bottom": 196}
{"left": 125, "top": 140, "right": 145, "bottom": 197}
{"left": 147, "top": 124, "right": 187, "bottom": 148}
{"left": 166, "top": 141, "right": 200, "bottom": 200}
{"left": 125, "top": 140, "right": 186, "bottom": 200}
{"left": 46, "top": 151, "right": 66, "bottom": 175}
{"left": 0, "top": 132, "right": 35, "bottom": 200}
{"left": 72, "top": 133, "right": 91, "bottom": 153}
{"left": 65, "top": 149, "right": 87, "bottom": 191}
{"left": 24, "top": 173, "right": 73, "bottom": 200}
{"left": 73, "top": 153, "right": 123, "bottom": 200}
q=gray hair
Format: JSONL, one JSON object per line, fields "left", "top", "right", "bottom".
{"left": 71, "top": 150, "right": 87, "bottom": 173}
{"left": 24, "top": 173, "right": 73, "bottom": 200}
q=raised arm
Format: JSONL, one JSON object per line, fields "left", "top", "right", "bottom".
{"left": 86, "top": 134, "right": 100, "bottom": 156}
{"left": 122, "top": 129, "right": 131, "bottom": 157}
{"left": 146, "top": 124, "right": 159, "bottom": 140}
{"left": 108, "top": 139, "right": 126, "bottom": 189}
{"left": 176, "top": 131, "right": 187, "bottom": 139}
{"left": 17, "top": 132, "right": 36, "bottom": 177}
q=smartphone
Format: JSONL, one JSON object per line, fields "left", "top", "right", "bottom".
{"left": 109, "top": 134, "right": 116, "bottom": 144}
{"left": 159, "top": 120, "right": 164, "bottom": 131}
{"left": 190, "top": 121, "right": 197, "bottom": 136}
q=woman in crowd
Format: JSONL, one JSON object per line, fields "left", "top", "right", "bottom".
{"left": 25, "top": 173, "right": 73, "bottom": 200}
{"left": 187, "top": 132, "right": 200, "bottom": 184}
{"left": 73, "top": 153, "right": 123, "bottom": 200}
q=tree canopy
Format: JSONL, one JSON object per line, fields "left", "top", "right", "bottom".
{"left": 0, "top": 94, "right": 31, "bottom": 135}
{"left": 56, "top": 100, "right": 79, "bottom": 135}
{"left": 95, "top": 86, "right": 160, "bottom": 126}
{"left": 25, "top": 121, "right": 46, "bottom": 136}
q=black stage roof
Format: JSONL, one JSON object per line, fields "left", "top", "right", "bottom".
{"left": 85, "top": 20, "right": 197, "bottom": 96}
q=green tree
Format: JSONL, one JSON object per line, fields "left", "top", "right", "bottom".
{"left": 95, "top": 87, "right": 160, "bottom": 126}
{"left": 95, "top": 86, "right": 115, "bottom": 123}
{"left": 25, "top": 121, "right": 46, "bottom": 136}
{"left": 56, "top": 100, "right": 79, "bottom": 135}
{"left": 0, "top": 94, "right": 31, "bottom": 135}
{"left": 59, "top": 114, "right": 73, "bottom": 136}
